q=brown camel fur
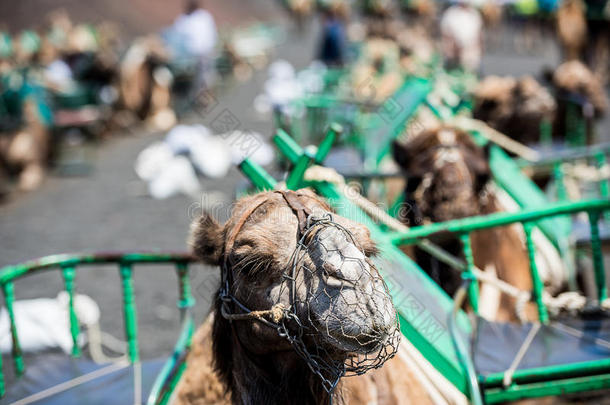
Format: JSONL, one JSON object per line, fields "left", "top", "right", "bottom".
{"left": 118, "top": 36, "right": 176, "bottom": 130}
{"left": 174, "top": 189, "right": 434, "bottom": 405}
{"left": 556, "top": 0, "right": 587, "bottom": 61}
{"left": 174, "top": 314, "right": 433, "bottom": 405}
{"left": 553, "top": 60, "right": 608, "bottom": 117}
{"left": 393, "top": 126, "right": 537, "bottom": 322}
{"left": 552, "top": 60, "right": 608, "bottom": 143}
{"left": 473, "top": 75, "right": 556, "bottom": 145}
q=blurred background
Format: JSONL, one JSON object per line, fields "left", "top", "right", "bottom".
{"left": 0, "top": 0, "right": 608, "bottom": 377}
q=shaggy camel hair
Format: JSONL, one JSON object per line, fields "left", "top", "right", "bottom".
{"left": 173, "top": 189, "right": 434, "bottom": 405}
{"left": 393, "top": 126, "right": 538, "bottom": 322}
{"left": 173, "top": 314, "right": 433, "bottom": 405}
{"left": 473, "top": 75, "right": 556, "bottom": 145}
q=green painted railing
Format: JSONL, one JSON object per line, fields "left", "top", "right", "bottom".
{"left": 388, "top": 198, "right": 610, "bottom": 321}
{"left": 387, "top": 196, "right": 610, "bottom": 403}
{"left": 240, "top": 118, "right": 610, "bottom": 403}
{"left": 279, "top": 76, "right": 432, "bottom": 171}
{"left": 516, "top": 143, "right": 610, "bottom": 205}
{"left": 0, "top": 252, "right": 196, "bottom": 404}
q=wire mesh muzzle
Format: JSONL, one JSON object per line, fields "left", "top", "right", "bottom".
{"left": 276, "top": 214, "right": 401, "bottom": 392}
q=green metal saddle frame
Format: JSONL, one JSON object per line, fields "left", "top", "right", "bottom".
{"left": 0, "top": 252, "right": 196, "bottom": 405}
{"left": 240, "top": 124, "right": 610, "bottom": 404}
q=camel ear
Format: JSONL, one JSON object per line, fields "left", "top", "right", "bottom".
{"left": 189, "top": 211, "right": 224, "bottom": 265}
{"left": 350, "top": 224, "right": 379, "bottom": 257}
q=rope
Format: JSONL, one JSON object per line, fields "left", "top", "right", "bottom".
{"left": 502, "top": 323, "right": 541, "bottom": 388}
{"left": 221, "top": 303, "right": 287, "bottom": 323}
{"left": 561, "top": 162, "right": 610, "bottom": 183}
{"left": 10, "top": 361, "right": 130, "bottom": 405}
{"left": 86, "top": 322, "right": 127, "bottom": 363}
{"left": 551, "top": 322, "right": 610, "bottom": 350}
{"left": 447, "top": 116, "right": 541, "bottom": 162}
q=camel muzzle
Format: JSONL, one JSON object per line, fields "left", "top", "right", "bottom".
{"left": 274, "top": 212, "right": 400, "bottom": 393}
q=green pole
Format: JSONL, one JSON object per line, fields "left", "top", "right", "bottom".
{"left": 595, "top": 152, "right": 609, "bottom": 199}
{"left": 315, "top": 123, "right": 342, "bottom": 164}
{"left": 553, "top": 162, "right": 568, "bottom": 201}
{"left": 286, "top": 152, "right": 312, "bottom": 190}
{"left": 239, "top": 159, "right": 277, "bottom": 191}
{"left": 119, "top": 263, "right": 139, "bottom": 363}
{"left": 3, "top": 282, "right": 24, "bottom": 375}
{"left": 61, "top": 265, "right": 81, "bottom": 357}
{"left": 594, "top": 152, "right": 610, "bottom": 222}
{"left": 588, "top": 211, "right": 607, "bottom": 302}
{"left": 523, "top": 222, "right": 549, "bottom": 323}
{"left": 273, "top": 129, "right": 301, "bottom": 164}
{"left": 175, "top": 263, "right": 195, "bottom": 310}
{"left": 459, "top": 233, "right": 479, "bottom": 313}
{"left": 539, "top": 119, "right": 552, "bottom": 146}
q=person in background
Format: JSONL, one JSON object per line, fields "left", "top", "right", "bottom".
{"left": 318, "top": 5, "right": 346, "bottom": 67}
{"left": 440, "top": 0, "right": 483, "bottom": 73}
{"left": 166, "top": 0, "right": 218, "bottom": 91}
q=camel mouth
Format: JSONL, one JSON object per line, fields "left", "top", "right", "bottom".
{"left": 317, "top": 300, "right": 399, "bottom": 354}
{"left": 293, "top": 224, "right": 400, "bottom": 357}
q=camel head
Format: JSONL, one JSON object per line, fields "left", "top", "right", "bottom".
{"left": 473, "top": 75, "right": 556, "bottom": 144}
{"left": 393, "top": 126, "right": 491, "bottom": 223}
{"left": 190, "top": 189, "right": 399, "bottom": 394}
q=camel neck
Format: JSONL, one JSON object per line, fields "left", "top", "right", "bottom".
{"left": 212, "top": 301, "right": 340, "bottom": 405}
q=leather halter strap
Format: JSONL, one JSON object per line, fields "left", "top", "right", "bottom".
{"left": 222, "top": 190, "right": 313, "bottom": 268}
{"left": 274, "top": 190, "right": 313, "bottom": 237}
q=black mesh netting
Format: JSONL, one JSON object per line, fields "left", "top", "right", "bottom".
{"left": 274, "top": 214, "right": 401, "bottom": 392}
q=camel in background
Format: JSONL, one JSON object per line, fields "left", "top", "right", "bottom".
{"left": 473, "top": 75, "right": 556, "bottom": 145}
{"left": 393, "top": 126, "right": 548, "bottom": 322}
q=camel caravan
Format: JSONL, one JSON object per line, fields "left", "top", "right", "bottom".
{"left": 0, "top": 11, "right": 171, "bottom": 197}
{"left": 471, "top": 0, "right": 609, "bottom": 148}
